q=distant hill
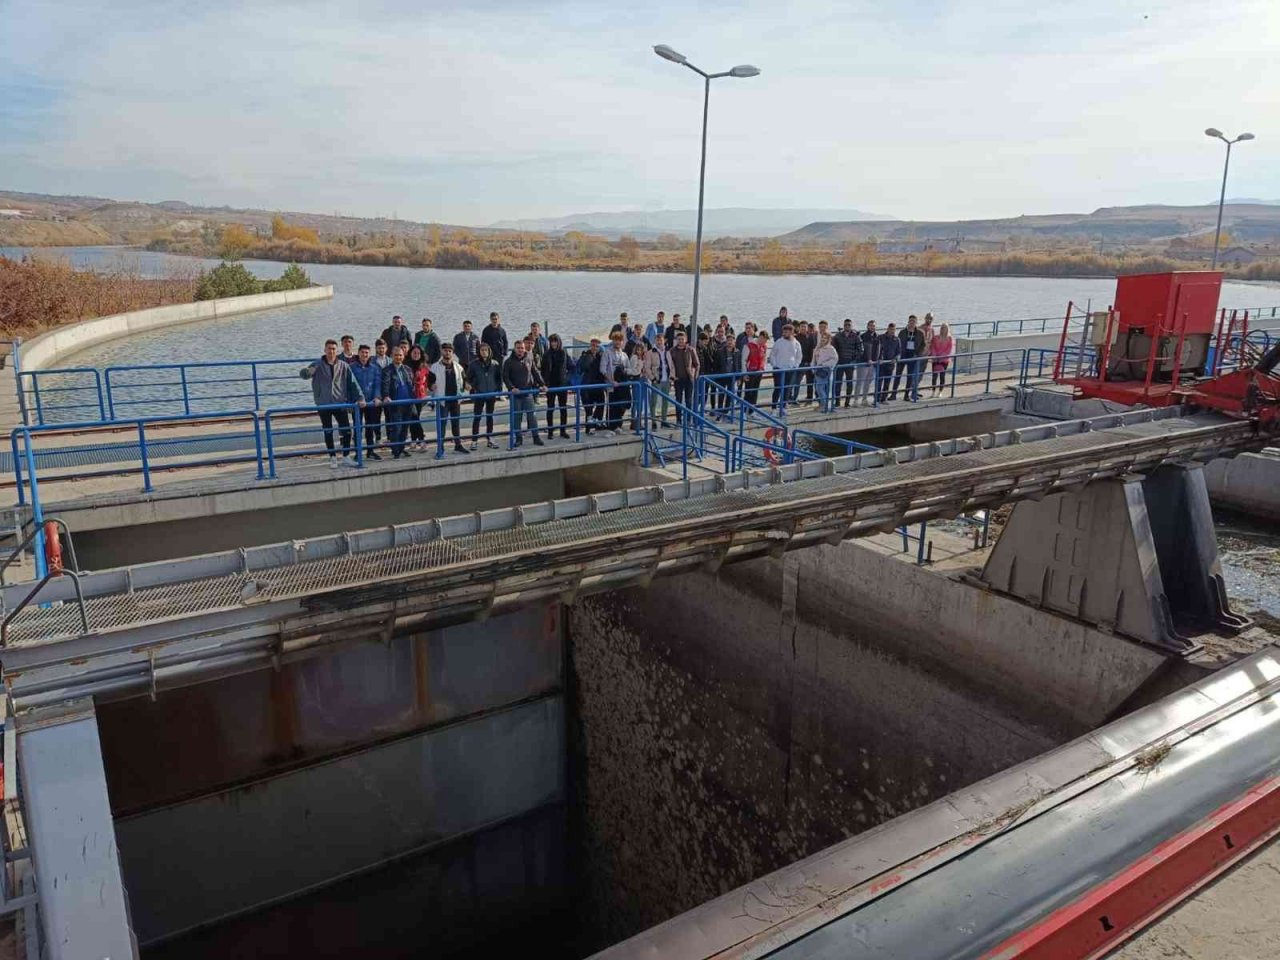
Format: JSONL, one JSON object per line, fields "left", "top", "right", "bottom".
{"left": 782, "top": 203, "right": 1280, "bottom": 246}
{"left": 0, "top": 190, "right": 500, "bottom": 247}
{"left": 488, "top": 207, "right": 896, "bottom": 239}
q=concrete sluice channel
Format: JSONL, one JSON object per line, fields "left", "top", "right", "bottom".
{"left": 100, "top": 535, "right": 1194, "bottom": 957}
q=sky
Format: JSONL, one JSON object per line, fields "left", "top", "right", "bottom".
{"left": 2, "top": 0, "right": 1277, "bottom": 225}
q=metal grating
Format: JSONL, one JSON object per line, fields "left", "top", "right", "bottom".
{"left": 1, "top": 419, "right": 1257, "bottom": 647}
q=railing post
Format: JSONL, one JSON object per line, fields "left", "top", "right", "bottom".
{"left": 251, "top": 362, "right": 261, "bottom": 410}
{"left": 10, "top": 430, "right": 24, "bottom": 506}
{"left": 93, "top": 370, "right": 105, "bottom": 420}
{"left": 31, "top": 374, "right": 44, "bottom": 426}
{"left": 137, "top": 421, "right": 153, "bottom": 492}
{"left": 252, "top": 412, "right": 265, "bottom": 479}
{"left": 435, "top": 398, "right": 445, "bottom": 459}
{"left": 917, "top": 521, "right": 928, "bottom": 565}
{"left": 508, "top": 392, "right": 517, "bottom": 450}
{"left": 265, "top": 412, "right": 279, "bottom": 479}
{"left": 104, "top": 368, "right": 116, "bottom": 420}
{"left": 353, "top": 404, "right": 364, "bottom": 468}
{"left": 985, "top": 352, "right": 993, "bottom": 392}
{"left": 179, "top": 366, "right": 191, "bottom": 416}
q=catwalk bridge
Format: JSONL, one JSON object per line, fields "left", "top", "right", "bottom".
{"left": 1, "top": 406, "right": 1261, "bottom": 707}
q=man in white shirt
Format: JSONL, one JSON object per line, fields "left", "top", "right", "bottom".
{"left": 770, "top": 323, "right": 803, "bottom": 410}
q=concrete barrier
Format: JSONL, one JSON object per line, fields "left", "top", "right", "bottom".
{"left": 21, "top": 285, "right": 334, "bottom": 371}
{"left": 1203, "top": 451, "right": 1280, "bottom": 520}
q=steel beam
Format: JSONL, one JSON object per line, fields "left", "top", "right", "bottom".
{"left": 15, "top": 698, "right": 136, "bottom": 959}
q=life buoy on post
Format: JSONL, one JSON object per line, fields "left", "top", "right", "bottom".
{"left": 43, "top": 521, "right": 63, "bottom": 576}
{"left": 763, "top": 427, "right": 782, "bottom": 465}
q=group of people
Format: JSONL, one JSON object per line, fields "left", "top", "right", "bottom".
{"left": 299, "top": 307, "right": 957, "bottom": 464}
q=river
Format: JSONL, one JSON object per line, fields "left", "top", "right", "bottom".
{"left": 4, "top": 245, "right": 1277, "bottom": 368}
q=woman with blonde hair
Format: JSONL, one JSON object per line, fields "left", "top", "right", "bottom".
{"left": 929, "top": 322, "right": 955, "bottom": 397}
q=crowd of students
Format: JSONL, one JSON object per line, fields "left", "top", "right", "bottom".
{"left": 299, "top": 307, "right": 957, "bottom": 464}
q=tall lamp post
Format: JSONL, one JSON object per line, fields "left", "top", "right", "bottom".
{"left": 654, "top": 44, "right": 759, "bottom": 327}
{"left": 1204, "top": 128, "right": 1255, "bottom": 270}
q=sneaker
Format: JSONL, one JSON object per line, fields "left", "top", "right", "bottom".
{"left": 532, "top": 436, "right": 545, "bottom": 446}
{"left": 327, "top": 458, "right": 339, "bottom": 469}
{"left": 560, "top": 429, "right": 569, "bottom": 439}
{"left": 367, "top": 451, "right": 382, "bottom": 461}
{"left": 486, "top": 439, "right": 499, "bottom": 449}
{"left": 470, "top": 440, "right": 477, "bottom": 451}
{"left": 514, "top": 436, "right": 523, "bottom": 447}
{"left": 454, "top": 444, "right": 470, "bottom": 454}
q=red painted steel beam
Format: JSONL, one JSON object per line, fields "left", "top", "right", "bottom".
{"left": 982, "top": 775, "right": 1280, "bottom": 960}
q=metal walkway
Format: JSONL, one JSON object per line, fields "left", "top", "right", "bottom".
{"left": 0, "top": 407, "right": 1264, "bottom": 709}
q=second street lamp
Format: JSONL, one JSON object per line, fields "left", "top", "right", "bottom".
{"left": 1204, "top": 128, "right": 1255, "bottom": 270}
{"left": 654, "top": 44, "right": 760, "bottom": 328}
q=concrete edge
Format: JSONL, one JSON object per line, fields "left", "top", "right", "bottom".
{"left": 21, "top": 284, "right": 335, "bottom": 371}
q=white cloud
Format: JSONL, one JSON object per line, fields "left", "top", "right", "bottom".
{"left": 1, "top": 0, "right": 1276, "bottom": 222}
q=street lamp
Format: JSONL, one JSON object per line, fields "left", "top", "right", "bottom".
{"left": 654, "top": 44, "right": 760, "bottom": 326}
{"left": 1204, "top": 128, "right": 1255, "bottom": 269}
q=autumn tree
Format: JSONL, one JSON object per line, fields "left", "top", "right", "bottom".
{"left": 270, "top": 215, "right": 320, "bottom": 244}
{"left": 219, "top": 224, "right": 256, "bottom": 259}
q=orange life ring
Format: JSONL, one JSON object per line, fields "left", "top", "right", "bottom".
{"left": 43, "top": 521, "right": 62, "bottom": 576}
{"left": 763, "top": 427, "right": 782, "bottom": 464}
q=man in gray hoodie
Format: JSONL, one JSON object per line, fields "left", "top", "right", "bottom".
{"left": 300, "top": 339, "right": 365, "bottom": 466}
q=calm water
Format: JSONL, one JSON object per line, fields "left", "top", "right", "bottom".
{"left": 4, "top": 246, "right": 1276, "bottom": 368}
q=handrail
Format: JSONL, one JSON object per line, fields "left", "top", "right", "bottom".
{"left": 1, "top": 568, "right": 89, "bottom": 646}
{"left": 0, "top": 517, "right": 77, "bottom": 587}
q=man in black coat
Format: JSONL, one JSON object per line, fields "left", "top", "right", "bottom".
{"left": 832, "top": 318, "right": 864, "bottom": 408}
{"left": 481, "top": 311, "right": 509, "bottom": 361}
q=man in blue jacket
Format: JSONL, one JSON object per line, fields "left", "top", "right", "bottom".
{"left": 300, "top": 339, "right": 365, "bottom": 467}
{"left": 380, "top": 344, "right": 417, "bottom": 459}
{"left": 350, "top": 344, "right": 384, "bottom": 460}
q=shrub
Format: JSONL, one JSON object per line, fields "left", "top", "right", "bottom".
{"left": 195, "top": 262, "right": 262, "bottom": 300}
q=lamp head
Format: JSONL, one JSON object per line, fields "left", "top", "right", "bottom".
{"left": 729, "top": 64, "right": 761, "bottom": 78}
{"left": 1236, "top": 132, "right": 1256, "bottom": 142}
{"left": 1205, "top": 127, "right": 1224, "bottom": 139}
{"left": 654, "top": 44, "right": 687, "bottom": 64}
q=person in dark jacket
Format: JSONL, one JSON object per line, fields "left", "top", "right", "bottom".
{"left": 797, "top": 321, "right": 818, "bottom": 402}
{"left": 414, "top": 319, "right": 442, "bottom": 364}
{"left": 453, "top": 320, "right": 480, "bottom": 369}
{"left": 856, "top": 320, "right": 880, "bottom": 406}
{"left": 664, "top": 314, "right": 688, "bottom": 351}
{"left": 380, "top": 315, "right": 413, "bottom": 354}
{"left": 502, "top": 340, "right": 545, "bottom": 446}
{"left": 350, "top": 344, "right": 384, "bottom": 460}
{"left": 705, "top": 330, "right": 733, "bottom": 416}
{"left": 832, "top": 319, "right": 863, "bottom": 408}
{"left": 771, "top": 306, "right": 790, "bottom": 341}
{"left": 891, "top": 315, "right": 926, "bottom": 401}
{"left": 481, "top": 311, "right": 509, "bottom": 360}
{"left": 466, "top": 342, "right": 502, "bottom": 448}
{"left": 669, "top": 330, "right": 700, "bottom": 421}
{"left": 578, "top": 339, "right": 606, "bottom": 434}
{"left": 300, "top": 339, "right": 365, "bottom": 466}
{"left": 380, "top": 344, "right": 417, "bottom": 459}
{"left": 541, "top": 333, "right": 574, "bottom": 440}
{"left": 877, "top": 323, "right": 901, "bottom": 403}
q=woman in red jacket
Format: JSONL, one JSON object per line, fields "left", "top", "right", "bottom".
{"left": 742, "top": 330, "right": 768, "bottom": 408}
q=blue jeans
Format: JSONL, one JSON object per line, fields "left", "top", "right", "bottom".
{"left": 815, "top": 369, "right": 832, "bottom": 411}
{"left": 512, "top": 393, "right": 538, "bottom": 439}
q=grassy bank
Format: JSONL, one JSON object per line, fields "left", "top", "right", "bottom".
{"left": 149, "top": 224, "right": 1280, "bottom": 282}
{"left": 0, "top": 255, "right": 312, "bottom": 339}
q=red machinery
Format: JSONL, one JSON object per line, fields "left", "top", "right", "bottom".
{"left": 1053, "top": 270, "right": 1280, "bottom": 427}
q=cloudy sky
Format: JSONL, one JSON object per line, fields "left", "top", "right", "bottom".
{"left": 2, "top": 0, "right": 1275, "bottom": 225}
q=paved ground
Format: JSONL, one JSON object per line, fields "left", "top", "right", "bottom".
{"left": 1112, "top": 836, "right": 1280, "bottom": 960}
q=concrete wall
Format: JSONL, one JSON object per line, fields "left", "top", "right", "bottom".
{"left": 99, "top": 604, "right": 566, "bottom": 951}
{"left": 72, "top": 467, "right": 566, "bottom": 566}
{"left": 1204, "top": 451, "right": 1280, "bottom": 520}
{"left": 21, "top": 284, "right": 334, "bottom": 372}
{"left": 956, "top": 331, "right": 1061, "bottom": 373}
{"left": 567, "top": 553, "right": 1082, "bottom": 948}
